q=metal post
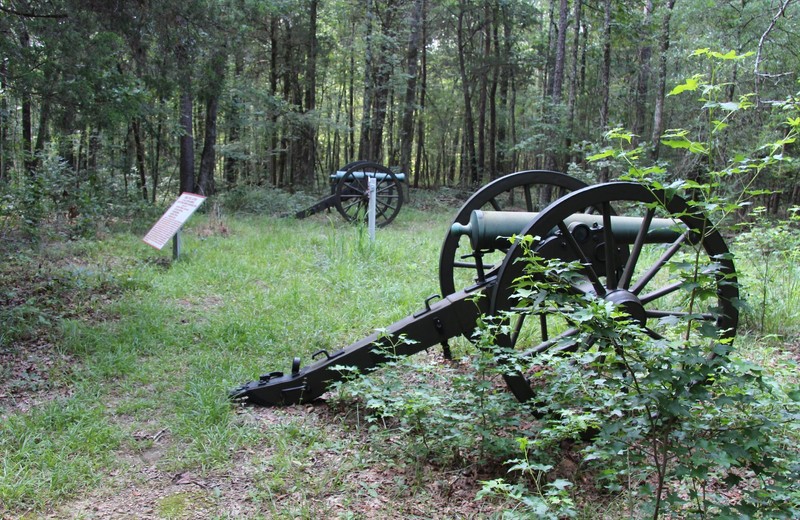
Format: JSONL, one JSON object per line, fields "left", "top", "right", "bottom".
{"left": 368, "top": 176, "right": 377, "bottom": 242}
{"left": 172, "top": 229, "right": 181, "bottom": 261}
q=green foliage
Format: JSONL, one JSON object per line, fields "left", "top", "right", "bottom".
{"left": 590, "top": 50, "right": 799, "bottom": 225}
{"left": 477, "top": 252, "right": 799, "bottom": 518}
{"left": 217, "top": 185, "right": 318, "bottom": 216}
{"left": 733, "top": 206, "right": 800, "bottom": 334}
{"left": 477, "top": 438, "right": 577, "bottom": 519}
{"left": 329, "top": 334, "right": 531, "bottom": 467}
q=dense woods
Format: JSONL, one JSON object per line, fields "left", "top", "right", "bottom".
{"left": 0, "top": 0, "right": 798, "bottom": 217}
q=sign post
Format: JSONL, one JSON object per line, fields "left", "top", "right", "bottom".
{"left": 143, "top": 192, "right": 206, "bottom": 260}
{"left": 368, "top": 176, "right": 377, "bottom": 242}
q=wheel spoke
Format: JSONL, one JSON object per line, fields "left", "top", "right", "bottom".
{"left": 602, "top": 202, "right": 618, "bottom": 290}
{"left": 523, "top": 327, "right": 580, "bottom": 356}
{"left": 510, "top": 313, "right": 526, "bottom": 345}
{"left": 540, "top": 314, "right": 548, "bottom": 341}
{"left": 619, "top": 207, "right": 655, "bottom": 289}
{"left": 642, "top": 327, "right": 664, "bottom": 340}
{"left": 639, "top": 280, "right": 683, "bottom": 304}
{"left": 556, "top": 221, "right": 605, "bottom": 295}
{"left": 646, "top": 309, "right": 716, "bottom": 321}
{"left": 630, "top": 231, "right": 689, "bottom": 295}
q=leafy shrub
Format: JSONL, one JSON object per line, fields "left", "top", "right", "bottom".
{"left": 328, "top": 336, "right": 532, "bottom": 468}
{"left": 477, "top": 249, "right": 800, "bottom": 519}
{"left": 217, "top": 185, "right": 318, "bottom": 215}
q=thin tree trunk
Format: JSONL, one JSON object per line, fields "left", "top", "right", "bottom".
{"left": 179, "top": 87, "right": 195, "bottom": 194}
{"left": 566, "top": 0, "right": 582, "bottom": 165}
{"left": 225, "top": 53, "right": 243, "bottom": 188}
{"left": 458, "top": 1, "right": 478, "bottom": 185}
{"left": 488, "top": 4, "right": 499, "bottom": 180}
{"left": 400, "top": 0, "right": 424, "bottom": 178}
{"left": 413, "top": 0, "right": 428, "bottom": 188}
{"left": 599, "top": 0, "right": 612, "bottom": 182}
{"left": 496, "top": 4, "right": 512, "bottom": 176}
{"left": 477, "top": 2, "right": 492, "bottom": 181}
{"left": 152, "top": 99, "right": 164, "bottom": 203}
{"left": 359, "top": 0, "right": 375, "bottom": 160}
{"left": 132, "top": 118, "right": 148, "bottom": 200}
{"left": 0, "top": 58, "right": 7, "bottom": 182}
{"left": 632, "top": 0, "right": 653, "bottom": 146}
{"left": 650, "top": 0, "right": 677, "bottom": 161}
{"left": 552, "top": 0, "right": 569, "bottom": 103}
{"left": 20, "top": 30, "right": 34, "bottom": 176}
{"left": 303, "top": 0, "right": 319, "bottom": 185}
{"left": 348, "top": 23, "right": 356, "bottom": 160}
{"left": 269, "top": 15, "right": 279, "bottom": 185}
{"left": 197, "top": 94, "right": 219, "bottom": 196}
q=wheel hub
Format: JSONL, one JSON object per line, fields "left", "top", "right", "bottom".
{"left": 604, "top": 289, "right": 646, "bottom": 325}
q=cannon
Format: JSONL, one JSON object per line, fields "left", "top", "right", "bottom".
{"left": 231, "top": 171, "right": 738, "bottom": 406}
{"left": 294, "top": 161, "right": 405, "bottom": 227}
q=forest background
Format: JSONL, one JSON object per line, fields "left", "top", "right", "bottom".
{"left": 0, "top": 0, "right": 798, "bottom": 214}
{"left": 2, "top": 0, "right": 800, "bottom": 517}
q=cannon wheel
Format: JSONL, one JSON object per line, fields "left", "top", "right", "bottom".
{"left": 488, "top": 182, "right": 739, "bottom": 403}
{"left": 439, "top": 170, "right": 589, "bottom": 296}
{"left": 334, "top": 162, "right": 404, "bottom": 227}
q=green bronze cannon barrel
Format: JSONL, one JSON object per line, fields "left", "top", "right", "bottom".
{"left": 450, "top": 210, "right": 686, "bottom": 251}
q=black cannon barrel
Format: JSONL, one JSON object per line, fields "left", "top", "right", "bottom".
{"left": 450, "top": 210, "right": 686, "bottom": 251}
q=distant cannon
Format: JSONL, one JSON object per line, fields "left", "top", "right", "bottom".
{"left": 232, "top": 171, "right": 738, "bottom": 406}
{"left": 294, "top": 161, "right": 405, "bottom": 227}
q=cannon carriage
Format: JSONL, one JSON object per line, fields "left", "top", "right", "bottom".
{"left": 294, "top": 161, "right": 405, "bottom": 227}
{"left": 232, "top": 171, "right": 738, "bottom": 407}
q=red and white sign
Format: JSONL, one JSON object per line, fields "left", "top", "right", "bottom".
{"left": 143, "top": 192, "right": 206, "bottom": 250}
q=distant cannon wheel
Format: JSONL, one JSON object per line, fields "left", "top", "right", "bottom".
{"left": 438, "top": 170, "right": 589, "bottom": 297}
{"left": 334, "top": 162, "right": 404, "bottom": 227}
{"left": 488, "top": 182, "right": 739, "bottom": 403}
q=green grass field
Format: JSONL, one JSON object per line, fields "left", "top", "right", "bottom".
{"left": 1, "top": 193, "right": 798, "bottom": 518}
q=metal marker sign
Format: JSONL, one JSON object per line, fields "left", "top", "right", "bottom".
{"left": 143, "top": 192, "right": 206, "bottom": 250}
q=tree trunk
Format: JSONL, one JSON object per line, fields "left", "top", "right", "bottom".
{"left": 225, "top": 53, "right": 243, "bottom": 188}
{"left": 197, "top": 94, "right": 219, "bottom": 196}
{"left": 650, "top": 0, "right": 677, "bottom": 161}
{"left": 488, "top": 4, "right": 499, "bottom": 180}
{"left": 477, "top": 2, "right": 492, "bottom": 181}
{"left": 400, "top": 0, "right": 424, "bottom": 178}
{"left": 413, "top": 0, "right": 428, "bottom": 188}
{"left": 132, "top": 118, "right": 148, "bottom": 201}
{"left": 20, "top": 29, "right": 35, "bottom": 176}
{"left": 296, "top": 0, "right": 318, "bottom": 187}
{"left": 179, "top": 87, "right": 195, "bottom": 194}
{"left": 496, "top": 4, "right": 512, "bottom": 176}
{"left": 0, "top": 58, "right": 7, "bottom": 182}
{"left": 458, "top": 1, "right": 478, "bottom": 186}
{"left": 598, "top": 0, "right": 612, "bottom": 182}
{"left": 552, "top": 0, "right": 569, "bottom": 103}
{"left": 566, "top": 0, "right": 582, "bottom": 164}
{"left": 632, "top": 0, "right": 653, "bottom": 146}
{"left": 348, "top": 22, "right": 356, "bottom": 161}
{"left": 359, "top": 0, "right": 375, "bottom": 160}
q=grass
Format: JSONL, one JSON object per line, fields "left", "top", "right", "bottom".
{"left": 0, "top": 201, "right": 452, "bottom": 514}
{"left": 0, "top": 194, "right": 798, "bottom": 517}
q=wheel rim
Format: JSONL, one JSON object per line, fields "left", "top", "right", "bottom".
{"left": 438, "top": 170, "right": 589, "bottom": 296}
{"left": 334, "top": 162, "right": 404, "bottom": 227}
{"left": 488, "top": 182, "right": 739, "bottom": 402}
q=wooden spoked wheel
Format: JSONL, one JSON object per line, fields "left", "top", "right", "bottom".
{"left": 487, "top": 182, "right": 739, "bottom": 403}
{"left": 334, "top": 162, "right": 404, "bottom": 227}
{"left": 438, "top": 170, "right": 589, "bottom": 297}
